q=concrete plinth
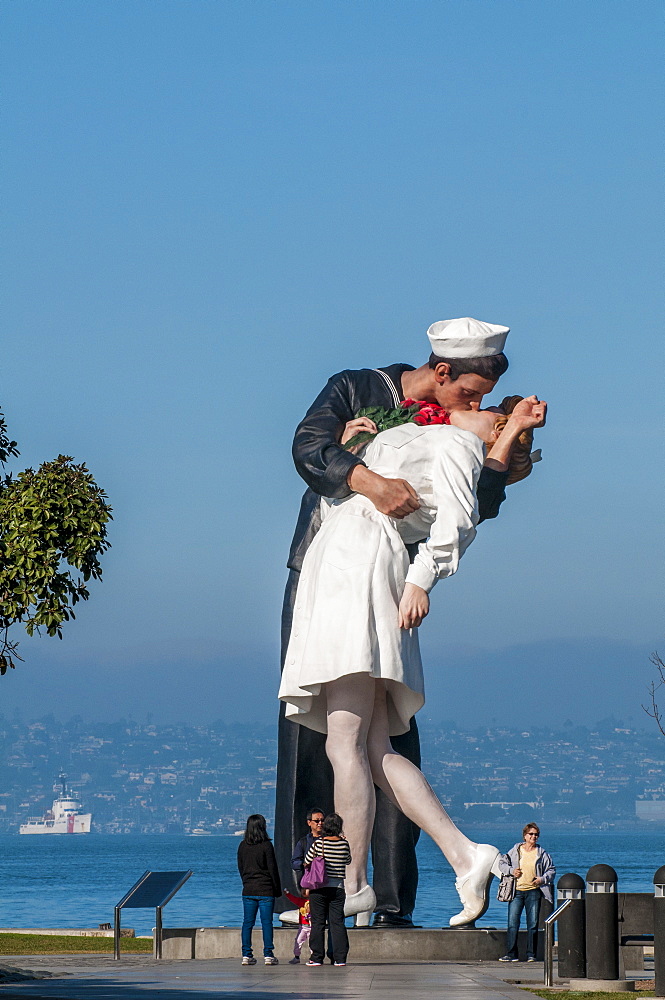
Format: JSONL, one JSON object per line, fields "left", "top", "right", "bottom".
{"left": 569, "top": 979, "right": 635, "bottom": 992}
{"left": 160, "top": 925, "right": 540, "bottom": 961}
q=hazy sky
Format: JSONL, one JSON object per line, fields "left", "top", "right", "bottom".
{"left": 2, "top": 0, "right": 663, "bottom": 728}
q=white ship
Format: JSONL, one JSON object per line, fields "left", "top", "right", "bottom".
{"left": 19, "top": 776, "right": 92, "bottom": 835}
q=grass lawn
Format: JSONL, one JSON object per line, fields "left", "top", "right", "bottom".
{"left": 0, "top": 933, "right": 153, "bottom": 955}
{"left": 525, "top": 991, "right": 655, "bottom": 998}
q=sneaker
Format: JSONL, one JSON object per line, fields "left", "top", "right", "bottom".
{"left": 527, "top": 956, "right": 537, "bottom": 963}
{"left": 334, "top": 961, "right": 347, "bottom": 966}
{"left": 305, "top": 959, "right": 322, "bottom": 966}
{"left": 241, "top": 956, "right": 256, "bottom": 965}
{"left": 498, "top": 955, "right": 519, "bottom": 962}
{"left": 264, "top": 956, "right": 278, "bottom": 965}
{"left": 289, "top": 956, "right": 300, "bottom": 964}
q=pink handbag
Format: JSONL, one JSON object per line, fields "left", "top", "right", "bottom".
{"left": 301, "top": 847, "right": 327, "bottom": 890}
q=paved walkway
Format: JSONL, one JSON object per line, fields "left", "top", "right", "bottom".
{"left": 0, "top": 956, "right": 545, "bottom": 999}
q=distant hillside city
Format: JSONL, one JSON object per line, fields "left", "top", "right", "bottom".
{"left": 1, "top": 715, "right": 663, "bottom": 833}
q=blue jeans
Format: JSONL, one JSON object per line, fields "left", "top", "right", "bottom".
{"left": 241, "top": 895, "right": 275, "bottom": 957}
{"left": 506, "top": 889, "right": 541, "bottom": 959}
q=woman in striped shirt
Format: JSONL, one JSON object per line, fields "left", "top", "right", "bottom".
{"left": 303, "top": 812, "right": 352, "bottom": 966}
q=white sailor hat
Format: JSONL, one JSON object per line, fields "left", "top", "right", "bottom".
{"left": 427, "top": 317, "right": 509, "bottom": 359}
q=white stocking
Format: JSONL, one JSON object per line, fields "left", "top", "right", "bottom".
{"left": 366, "top": 682, "right": 476, "bottom": 876}
{"left": 325, "top": 673, "right": 376, "bottom": 894}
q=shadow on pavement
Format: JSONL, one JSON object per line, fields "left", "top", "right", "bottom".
{"left": 0, "top": 984, "right": 363, "bottom": 1000}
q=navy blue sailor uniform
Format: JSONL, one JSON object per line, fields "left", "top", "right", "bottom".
{"left": 274, "top": 363, "right": 508, "bottom": 921}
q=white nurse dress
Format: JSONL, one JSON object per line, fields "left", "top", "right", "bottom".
{"left": 278, "top": 422, "right": 484, "bottom": 736}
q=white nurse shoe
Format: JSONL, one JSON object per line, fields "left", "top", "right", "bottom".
{"left": 449, "top": 844, "right": 502, "bottom": 927}
{"left": 343, "top": 884, "right": 376, "bottom": 921}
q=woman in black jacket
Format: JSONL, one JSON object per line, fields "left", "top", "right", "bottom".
{"left": 237, "top": 814, "right": 281, "bottom": 965}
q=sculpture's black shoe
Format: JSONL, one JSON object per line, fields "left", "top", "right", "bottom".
{"left": 372, "top": 912, "right": 419, "bottom": 928}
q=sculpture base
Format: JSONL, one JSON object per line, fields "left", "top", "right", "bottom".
{"left": 159, "top": 926, "right": 542, "bottom": 961}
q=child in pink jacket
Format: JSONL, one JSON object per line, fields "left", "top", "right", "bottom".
{"left": 284, "top": 889, "right": 310, "bottom": 963}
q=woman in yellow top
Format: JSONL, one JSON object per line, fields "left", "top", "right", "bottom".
{"left": 498, "top": 823, "right": 555, "bottom": 962}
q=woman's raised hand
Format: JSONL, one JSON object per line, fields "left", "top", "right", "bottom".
{"left": 398, "top": 583, "right": 430, "bottom": 629}
{"left": 507, "top": 395, "right": 547, "bottom": 431}
{"left": 341, "top": 416, "right": 378, "bottom": 452}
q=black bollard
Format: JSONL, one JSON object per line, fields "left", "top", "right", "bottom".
{"left": 654, "top": 866, "right": 665, "bottom": 998}
{"left": 557, "top": 873, "right": 586, "bottom": 979}
{"left": 585, "top": 864, "right": 619, "bottom": 981}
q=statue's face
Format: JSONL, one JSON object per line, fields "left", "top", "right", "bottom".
{"left": 449, "top": 408, "right": 499, "bottom": 445}
{"left": 432, "top": 369, "right": 497, "bottom": 411}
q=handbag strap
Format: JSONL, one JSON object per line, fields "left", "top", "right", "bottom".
{"left": 306, "top": 837, "right": 322, "bottom": 864}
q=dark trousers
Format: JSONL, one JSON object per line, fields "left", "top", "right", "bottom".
{"left": 506, "top": 889, "right": 541, "bottom": 959}
{"left": 308, "top": 887, "right": 348, "bottom": 963}
{"left": 275, "top": 568, "right": 421, "bottom": 917}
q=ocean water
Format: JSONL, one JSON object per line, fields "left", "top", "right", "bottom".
{"left": 0, "top": 830, "right": 662, "bottom": 936}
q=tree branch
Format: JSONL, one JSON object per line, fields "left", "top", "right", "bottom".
{"left": 642, "top": 651, "right": 665, "bottom": 737}
{"left": 0, "top": 627, "right": 24, "bottom": 675}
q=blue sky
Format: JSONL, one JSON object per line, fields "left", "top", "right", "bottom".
{"left": 2, "top": 0, "right": 663, "bottom": 727}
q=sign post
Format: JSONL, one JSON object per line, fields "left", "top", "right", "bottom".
{"left": 114, "top": 870, "right": 193, "bottom": 959}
